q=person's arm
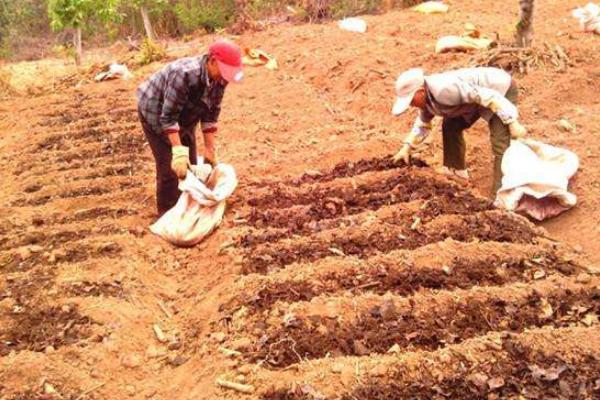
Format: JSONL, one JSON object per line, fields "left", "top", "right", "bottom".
{"left": 202, "top": 130, "right": 216, "bottom": 166}
{"left": 160, "top": 69, "right": 190, "bottom": 139}
{"left": 393, "top": 110, "right": 434, "bottom": 164}
{"left": 457, "top": 81, "right": 526, "bottom": 138}
{"left": 166, "top": 131, "right": 182, "bottom": 146}
{"left": 199, "top": 85, "right": 225, "bottom": 166}
{"left": 160, "top": 70, "right": 191, "bottom": 178}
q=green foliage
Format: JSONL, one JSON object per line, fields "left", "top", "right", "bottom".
{"left": 175, "top": 0, "right": 236, "bottom": 33}
{"left": 0, "top": 37, "right": 11, "bottom": 59}
{"left": 136, "top": 38, "right": 166, "bottom": 65}
{"left": 329, "top": 0, "right": 382, "bottom": 18}
{"left": 47, "top": 0, "right": 121, "bottom": 31}
{"left": 1, "top": 0, "right": 50, "bottom": 59}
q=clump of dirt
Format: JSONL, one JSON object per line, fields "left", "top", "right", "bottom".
{"left": 4, "top": 242, "right": 123, "bottom": 273}
{"left": 250, "top": 288, "right": 599, "bottom": 368}
{"left": 0, "top": 305, "right": 95, "bottom": 356}
{"left": 247, "top": 167, "right": 434, "bottom": 210}
{"left": 1, "top": 267, "right": 56, "bottom": 307}
{"left": 283, "top": 156, "right": 428, "bottom": 186}
{"left": 242, "top": 211, "right": 539, "bottom": 274}
{"left": 65, "top": 281, "right": 124, "bottom": 298}
{"left": 241, "top": 189, "right": 492, "bottom": 248}
{"left": 15, "top": 181, "right": 141, "bottom": 207}
{"left": 0, "top": 225, "right": 124, "bottom": 251}
{"left": 266, "top": 350, "right": 600, "bottom": 400}
{"left": 229, "top": 252, "right": 579, "bottom": 313}
{"left": 344, "top": 344, "right": 600, "bottom": 400}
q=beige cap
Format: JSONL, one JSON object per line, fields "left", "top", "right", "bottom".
{"left": 392, "top": 68, "right": 425, "bottom": 116}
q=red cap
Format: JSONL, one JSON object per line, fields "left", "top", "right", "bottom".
{"left": 209, "top": 39, "right": 243, "bottom": 83}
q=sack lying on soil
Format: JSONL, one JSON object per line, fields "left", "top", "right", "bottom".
{"left": 573, "top": 3, "right": 600, "bottom": 34}
{"left": 150, "top": 163, "right": 238, "bottom": 246}
{"left": 495, "top": 139, "right": 579, "bottom": 221}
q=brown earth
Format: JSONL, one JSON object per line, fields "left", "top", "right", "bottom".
{"left": 1, "top": 0, "right": 600, "bottom": 399}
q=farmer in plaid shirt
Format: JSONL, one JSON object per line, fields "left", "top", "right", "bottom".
{"left": 137, "top": 39, "right": 243, "bottom": 215}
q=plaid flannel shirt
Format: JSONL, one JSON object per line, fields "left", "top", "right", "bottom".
{"left": 136, "top": 54, "right": 226, "bottom": 136}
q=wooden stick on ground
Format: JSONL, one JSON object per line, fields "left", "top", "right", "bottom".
{"left": 75, "top": 382, "right": 106, "bottom": 400}
{"left": 216, "top": 378, "right": 255, "bottom": 394}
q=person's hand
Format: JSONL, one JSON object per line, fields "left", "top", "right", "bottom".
{"left": 204, "top": 154, "right": 217, "bottom": 167}
{"left": 509, "top": 120, "right": 527, "bottom": 139}
{"left": 393, "top": 144, "right": 411, "bottom": 164}
{"left": 171, "top": 145, "right": 190, "bottom": 179}
{"left": 204, "top": 147, "right": 216, "bottom": 167}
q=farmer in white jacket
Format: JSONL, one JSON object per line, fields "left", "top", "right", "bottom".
{"left": 391, "top": 67, "right": 527, "bottom": 194}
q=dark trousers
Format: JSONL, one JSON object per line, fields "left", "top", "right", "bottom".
{"left": 442, "top": 83, "right": 518, "bottom": 194}
{"left": 138, "top": 111, "right": 198, "bottom": 215}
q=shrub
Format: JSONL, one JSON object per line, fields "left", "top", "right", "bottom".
{"left": 175, "top": 0, "right": 236, "bottom": 33}
{"left": 136, "top": 38, "right": 166, "bottom": 65}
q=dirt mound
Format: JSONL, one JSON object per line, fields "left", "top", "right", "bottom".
{"left": 2, "top": 0, "right": 600, "bottom": 398}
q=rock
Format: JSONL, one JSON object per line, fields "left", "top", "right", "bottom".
{"left": 442, "top": 265, "right": 452, "bottom": 275}
{"left": 487, "top": 377, "right": 505, "bottom": 390}
{"left": 89, "top": 369, "right": 101, "bottom": 378}
{"left": 331, "top": 362, "right": 344, "bottom": 374}
{"left": 168, "top": 355, "right": 188, "bottom": 367}
{"left": 468, "top": 373, "right": 489, "bottom": 391}
{"left": 576, "top": 273, "right": 591, "bottom": 284}
{"left": 44, "top": 383, "right": 58, "bottom": 394}
{"left": 131, "top": 226, "right": 146, "bottom": 237}
{"left": 352, "top": 340, "right": 369, "bottom": 356}
{"left": 387, "top": 344, "right": 401, "bottom": 354}
{"left": 573, "top": 245, "right": 583, "bottom": 254}
{"left": 316, "top": 324, "right": 329, "bottom": 336}
{"left": 557, "top": 119, "right": 576, "bottom": 133}
{"left": 45, "top": 345, "right": 55, "bottom": 354}
{"left": 146, "top": 345, "right": 167, "bottom": 359}
{"left": 379, "top": 299, "right": 397, "bottom": 321}
{"left": 121, "top": 353, "right": 143, "bottom": 368}
{"left": 0, "top": 297, "right": 16, "bottom": 312}
{"left": 211, "top": 332, "right": 227, "bottom": 343}
{"left": 533, "top": 270, "right": 546, "bottom": 280}
{"left": 539, "top": 298, "right": 554, "bottom": 319}
{"left": 231, "top": 337, "right": 253, "bottom": 352}
{"left": 582, "top": 313, "right": 598, "bottom": 327}
{"left": 167, "top": 340, "right": 182, "bottom": 351}
{"left": 235, "top": 374, "right": 247, "bottom": 384}
{"left": 47, "top": 253, "right": 57, "bottom": 264}
{"left": 126, "top": 385, "right": 136, "bottom": 396}
{"left": 29, "top": 245, "right": 44, "bottom": 253}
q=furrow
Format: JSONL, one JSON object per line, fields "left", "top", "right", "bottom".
{"left": 225, "top": 240, "right": 580, "bottom": 314}
{"left": 240, "top": 275, "right": 600, "bottom": 368}
{"left": 242, "top": 210, "right": 541, "bottom": 274}
{"left": 258, "top": 326, "right": 600, "bottom": 399}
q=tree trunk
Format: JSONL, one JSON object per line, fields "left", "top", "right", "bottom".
{"left": 140, "top": 5, "right": 157, "bottom": 41}
{"left": 515, "top": 0, "right": 534, "bottom": 47}
{"left": 73, "top": 27, "right": 82, "bottom": 66}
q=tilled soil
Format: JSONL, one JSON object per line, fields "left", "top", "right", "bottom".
{"left": 2, "top": 1, "right": 600, "bottom": 398}
{"left": 218, "top": 158, "right": 598, "bottom": 398}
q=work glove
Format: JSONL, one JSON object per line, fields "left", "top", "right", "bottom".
{"left": 171, "top": 145, "right": 190, "bottom": 179}
{"left": 509, "top": 120, "right": 527, "bottom": 139}
{"left": 393, "top": 128, "right": 425, "bottom": 165}
{"left": 393, "top": 144, "right": 412, "bottom": 164}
